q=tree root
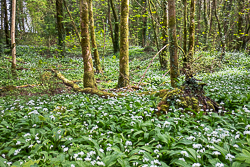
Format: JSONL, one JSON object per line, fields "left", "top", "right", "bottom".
{"left": 52, "top": 69, "right": 116, "bottom": 98}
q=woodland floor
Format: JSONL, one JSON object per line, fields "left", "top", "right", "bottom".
{"left": 0, "top": 46, "right": 250, "bottom": 167}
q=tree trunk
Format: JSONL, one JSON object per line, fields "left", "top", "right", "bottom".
{"left": 20, "top": 0, "right": 25, "bottom": 32}
{"left": 80, "top": 0, "right": 96, "bottom": 88}
{"left": 168, "top": 0, "right": 179, "bottom": 88}
{"left": 110, "top": 0, "right": 119, "bottom": 54}
{"left": 118, "top": 0, "right": 129, "bottom": 88}
{"left": 160, "top": 1, "right": 168, "bottom": 70}
{"left": 184, "top": 0, "right": 196, "bottom": 79}
{"left": 141, "top": 0, "right": 147, "bottom": 47}
{"left": 237, "top": 0, "right": 244, "bottom": 51}
{"left": 183, "top": 0, "right": 187, "bottom": 54}
{"left": 56, "top": 0, "right": 65, "bottom": 56}
{"left": 149, "top": 0, "right": 159, "bottom": 51}
{"left": 107, "top": 0, "right": 114, "bottom": 50}
{"left": 203, "top": 0, "right": 208, "bottom": 46}
{"left": 213, "top": 0, "right": 225, "bottom": 59}
{"left": 0, "top": 0, "right": 4, "bottom": 54}
{"left": 196, "top": 0, "right": 201, "bottom": 46}
{"left": 88, "top": 0, "right": 102, "bottom": 73}
{"left": 3, "top": 0, "right": 10, "bottom": 47}
{"left": 11, "top": 0, "right": 17, "bottom": 77}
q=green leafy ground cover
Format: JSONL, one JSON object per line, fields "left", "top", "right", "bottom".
{"left": 0, "top": 46, "right": 250, "bottom": 167}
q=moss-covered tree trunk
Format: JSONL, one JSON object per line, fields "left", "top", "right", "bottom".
{"left": 160, "top": 1, "right": 168, "bottom": 70}
{"left": 88, "top": 0, "right": 102, "bottom": 73}
{"left": 196, "top": 0, "right": 201, "bottom": 46}
{"left": 80, "top": 0, "right": 96, "bottom": 88}
{"left": 56, "top": 0, "right": 65, "bottom": 56}
{"left": 107, "top": 0, "right": 114, "bottom": 49}
{"left": 0, "top": 0, "right": 4, "bottom": 54}
{"left": 237, "top": 0, "right": 244, "bottom": 51}
{"left": 11, "top": 0, "right": 17, "bottom": 77}
{"left": 183, "top": 0, "right": 196, "bottom": 78}
{"left": 203, "top": 0, "right": 208, "bottom": 46}
{"left": 3, "top": 0, "right": 10, "bottom": 47}
{"left": 141, "top": 0, "right": 147, "bottom": 47}
{"left": 213, "top": 0, "right": 225, "bottom": 59}
{"left": 183, "top": 0, "right": 187, "bottom": 54}
{"left": 168, "top": 0, "right": 179, "bottom": 88}
{"left": 118, "top": 0, "right": 129, "bottom": 88}
{"left": 149, "top": 0, "right": 159, "bottom": 51}
{"left": 110, "top": 0, "right": 119, "bottom": 54}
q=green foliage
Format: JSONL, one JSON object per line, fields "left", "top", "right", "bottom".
{"left": 0, "top": 46, "right": 250, "bottom": 166}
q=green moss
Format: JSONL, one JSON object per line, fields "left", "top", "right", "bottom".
{"left": 84, "top": 71, "right": 96, "bottom": 88}
{"left": 162, "top": 88, "right": 183, "bottom": 102}
{"left": 160, "top": 104, "right": 169, "bottom": 112}
{"left": 2, "top": 85, "right": 16, "bottom": 92}
{"left": 191, "top": 97, "right": 199, "bottom": 112}
{"left": 207, "top": 100, "right": 215, "bottom": 111}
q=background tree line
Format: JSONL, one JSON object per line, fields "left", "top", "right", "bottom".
{"left": 0, "top": 0, "right": 249, "bottom": 88}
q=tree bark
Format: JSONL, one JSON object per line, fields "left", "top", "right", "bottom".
{"left": 88, "top": 0, "right": 102, "bottom": 73}
{"left": 183, "top": 0, "right": 196, "bottom": 79}
{"left": 203, "top": 0, "right": 208, "bottom": 46}
{"left": 118, "top": 0, "right": 129, "bottom": 88}
{"left": 149, "top": 0, "right": 159, "bottom": 51}
{"left": 213, "top": 0, "right": 225, "bottom": 59}
{"left": 183, "top": 0, "right": 187, "bottom": 54}
{"left": 141, "top": 0, "right": 147, "bottom": 47}
{"left": 196, "top": 0, "right": 201, "bottom": 46}
{"left": 56, "top": 0, "right": 65, "bottom": 56}
{"left": 110, "top": 0, "right": 119, "bottom": 54}
{"left": 160, "top": 1, "right": 168, "bottom": 70}
{"left": 237, "top": 0, "right": 244, "bottom": 51}
{"left": 11, "top": 0, "right": 17, "bottom": 77}
{"left": 0, "top": 0, "right": 4, "bottom": 53}
{"left": 3, "top": 0, "right": 10, "bottom": 47}
{"left": 168, "top": 0, "right": 179, "bottom": 88}
{"left": 20, "top": 0, "right": 25, "bottom": 32}
{"left": 108, "top": 0, "right": 114, "bottom": 50}
{"left": 80, "top": 0, "right": 96, "bottom": 88}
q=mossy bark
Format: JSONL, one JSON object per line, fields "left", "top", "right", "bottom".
{"left": 3, "top": 0, "right": 10, "bottom": 47}
{"left": 237, "top": 0, "right": 244, "bottom": 51}
{"left": 118, "top": 0, "right": 129, "bottom": 88}
{"left": 53, "top": 70, "right": 115, "bottom": 98}
{"left": 203, "top": 0, "right": 208, "bottom": 46}
{"left": 157, "top": 82, "right": 220, "bottom": 115}
{"left": 183, "top": 0, "right": 187, "bottom": 54}
{"left": 88, "top": 0, "right": 102, "bottom": 73}
{"left": 80, "top": 0, "right": 96, "bottom": 88}
{"left": 168, "top": 0, "right": 179, "bottom": 88}
{"left": 183, "top": 0, "right": 195, "bottom": 79}
{"left": 107, "top": 0, "right": 114, "bottom": 49}
{"left": 213, "top": 0, "right": 225, "bottom": 59}
{"left": 141, "top": 0, "right": 147, "bottom": 47}
{"left": 149, "top": 0, "right": 159, "bottom": 51}
{"left": 56, "top": 0, "right": 65, "bottom": 56}
{"left": 110, "top": 0, "right": 119, "bottom": 54}
{"left": 160, "top": 1, "right": 168, "bottom": 70}
{"left": 11, "top": 0, "right": 17, "bottom": 77}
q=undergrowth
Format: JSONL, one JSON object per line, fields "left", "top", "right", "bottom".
{"left": 0, "top": 46, "right": 250, "bottom": 167}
